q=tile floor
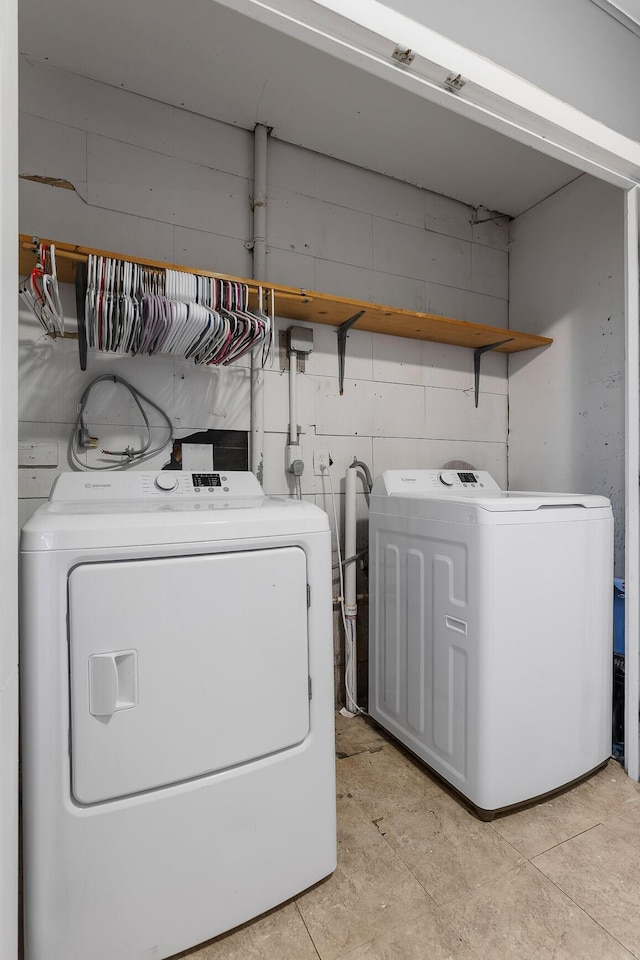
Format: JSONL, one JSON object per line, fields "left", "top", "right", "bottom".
{"left": 177, "top": 713, "right": 640, "bottom": 960}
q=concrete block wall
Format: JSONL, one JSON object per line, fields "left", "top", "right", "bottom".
{"left": 18, "top": 58, "right": 510, "bottom": 704}
{"left": 508, "top": 175, "right": 625, "bottom": 573}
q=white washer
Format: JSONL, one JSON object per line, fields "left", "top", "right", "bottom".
{"left": 369, "top": 469, "right": 613, "bottom": 818}
{"left": 20, "top": 471, "right": 336, "bottom": 960}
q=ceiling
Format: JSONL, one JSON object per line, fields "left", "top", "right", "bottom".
{"left": 592, "top": 0, "right": 640, "bottom": 34}
{"left": 18, "top": 0, "right": 583, "bottom": 218}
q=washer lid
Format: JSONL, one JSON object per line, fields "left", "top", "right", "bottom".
{"left": 463, "top": 492, "right": 611, "bottom": 511}
{"left": 372, "top": 470, "right": 611, "bottom": 511}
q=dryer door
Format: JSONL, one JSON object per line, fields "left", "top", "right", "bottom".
{"left": 68, "top": 546, "right": 310, "bottom": 803}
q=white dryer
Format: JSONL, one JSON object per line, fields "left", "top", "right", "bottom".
{"left": 20, "top": 471, "right": 336, "bottom": 960}
{"left": 369, "top": 469, "right": 613, "bottom": 818}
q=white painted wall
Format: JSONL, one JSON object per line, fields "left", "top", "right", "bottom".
{"left": 18, "top": 59, "right": 510, "bottom": 520}
{"left": 389, "top": 0, "right": 640, "bottom": 143}
{"left": 0, "top": 0, "right": 19, "bottom": 956}
{"left": 18, "top": 59, "right": 511, "bottom": 698}
{"left": 508, "top": 175, "right": 625, "bottom": 572}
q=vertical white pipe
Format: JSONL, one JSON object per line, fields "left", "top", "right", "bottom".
{"left": 288, "top": 349, "right": 297, "bottom": 445}
{"left": 344, "top": 465, "right": 358, "bottom": 713}
{"left": 624, "top": 186, "right": 640, "bottom": 781}
{"left": 252, "top": 124, "right": 268, "bottom": 280}
{"left": 250, "top": 124, "right": 268, "bottom": 483}
{"left": 344, "top": 621, "right": 358, "bottom": 715}
{"left": 345, "top": 466, "right": 357, "bottom": 615}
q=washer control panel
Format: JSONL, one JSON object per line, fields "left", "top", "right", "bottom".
{"left": 381, "top": 469, "right": 502, "bottom": 497}
{"left": 154, "top": 473, "right": 179, "bottom": 492}
{"left": 438, "top": 470, "right": 480, "bottom": 487}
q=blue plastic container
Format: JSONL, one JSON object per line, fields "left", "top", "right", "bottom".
{"left": 614, "top": 578, "right": 625, "bottom": 655}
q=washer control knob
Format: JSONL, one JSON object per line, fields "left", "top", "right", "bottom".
{"left": 438, "top": 471, "right": 457, "bottom": 487}
{"left": 155, "top": 473, "right": 178, "bottom": 492}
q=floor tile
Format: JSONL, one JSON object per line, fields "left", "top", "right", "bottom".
{"left": 173, "top": 902, "right": 318, "bottom": 960}
{"left": 334, "top": 904, "right": 478, "bottom": 960}
{"left": 441, "top": 862, "right": 633, "bottom": 960}
{"left": 335, "top": 711, "right": 387, "bottom": 759}
{"left": 171, "top": 736, "right": 640, "bottom": 960}
{"left": 492, "top": 791, "right": 599, "bottom": 859}
{"left": 296, "top": 796, "right": 432, "bottom": 960}
{"left": 533, "top": 824, "right": 640, "bottom": 958}
{"left": 336, "top": 743, "right": 441, "bottom": 819}
{"left": 377, "top": 791, "right": 523, "bottom": 905}
{"left": 569, "top": 760, "right": 640, "bottom": 820}
{"left": 491, "top": 760, "right": 640, "bottom": 860}
{"left": 605, "top": 799, "right": 640, "bottom": 849}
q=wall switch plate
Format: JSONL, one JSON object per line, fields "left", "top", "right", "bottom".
{"left": 314, "top": 449, "right": 330, "bottom": 475}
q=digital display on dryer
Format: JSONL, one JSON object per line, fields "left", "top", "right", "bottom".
{"left": 192, "top": 474, "right": 222, "bottom": 487}
{"left": 457, "top": 472, "right": 477, "bottom": 483}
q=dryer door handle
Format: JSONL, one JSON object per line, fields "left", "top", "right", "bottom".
{"left": 89, "top": 651, "right": 138, "bottom": 718}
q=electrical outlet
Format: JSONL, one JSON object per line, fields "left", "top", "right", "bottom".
{"left": 314, "top": 449, "right": 330, "bottom": 476}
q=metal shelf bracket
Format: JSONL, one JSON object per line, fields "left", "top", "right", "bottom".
{"left": 337, "top": 310, "right": 365, "bottom": 395}
{"left": 473, "top": 338, "right": 513, "bottom": 407}
{"left": 74, "top": 259, "right": 88, "bottom": 371}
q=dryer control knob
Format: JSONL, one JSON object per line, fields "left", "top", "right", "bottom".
{"left": 155, "top": 473, "right": 178, "bottom": 492}
{"left": 438, "top": 471, "right": 457, "bottom": 486}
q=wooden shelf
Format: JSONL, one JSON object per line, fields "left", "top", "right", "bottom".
{"left": 19, "top": 235, "right": 552, "bottom": 354}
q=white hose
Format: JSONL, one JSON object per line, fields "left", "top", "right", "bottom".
{"left": 345, "top": 465, "right": 357, "bottom": 616}
{"left": 324, "top": 463, "right": 361, "bottom": 715}
{"left": 250, "top": 123, "right": 268, "bottom": 483}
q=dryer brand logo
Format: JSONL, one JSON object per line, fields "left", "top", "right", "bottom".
{"left": 85, "top": 483, "right": 112, "bottom": 488}
{"left": 400, "top": 477, "right": 417, "bottom": 482}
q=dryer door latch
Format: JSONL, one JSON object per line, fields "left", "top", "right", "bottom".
{"left": 88, "top": 651, "right": 138, "bottom": 718}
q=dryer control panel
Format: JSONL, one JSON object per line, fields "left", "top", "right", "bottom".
{"left": 50, "top": 471, "right": 264, "bottom": 502}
